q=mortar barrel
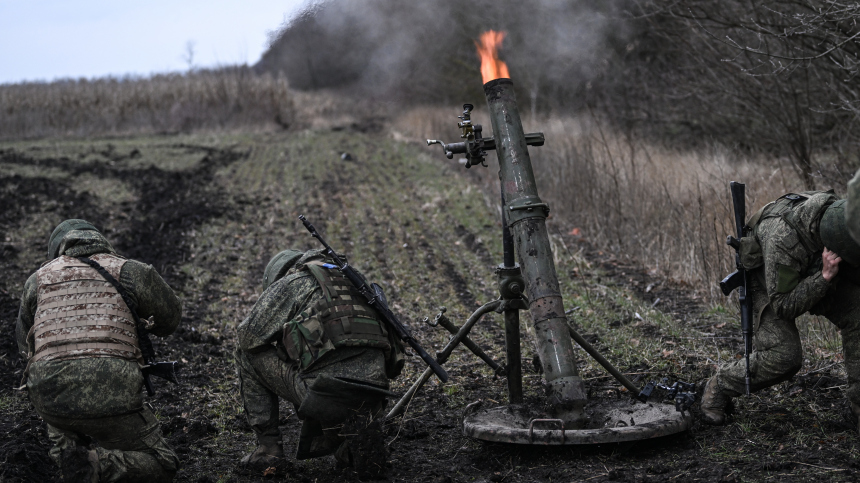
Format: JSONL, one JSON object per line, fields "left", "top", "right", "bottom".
{"left": 484, "top": 78, "right": 586, "bottom": 423}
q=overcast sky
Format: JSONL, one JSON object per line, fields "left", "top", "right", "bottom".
{"left": 0, "top": 0, "right": 309, "bottom": 84}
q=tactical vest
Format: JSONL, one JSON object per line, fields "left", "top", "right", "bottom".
{"left": 738, "top": 191, "right": 836, "bottom": 299}
{"left": 31, "top": 254, "right": 143, "bottom": 364}
{"left": 282, "top": 260, "right": 391, "bottom": 370}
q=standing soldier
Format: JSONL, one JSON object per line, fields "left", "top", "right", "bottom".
{"left": 235, "top": 248, "right": 403, "bottom": 475}
{"left": 16, "top": 219, "right": 182, "bottom": 482}
{"left": 702, "top": 191, "right": 860, "bottom": 428}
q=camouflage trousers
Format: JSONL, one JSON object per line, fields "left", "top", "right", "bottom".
{"left": 234, "top": 346, "right": 389, "bottom": 439}
{"left": 42, "top": 408, "right": 179, "bottom": 483}
{"left": 715, "top": 279, "right": 860, "bottom": 404}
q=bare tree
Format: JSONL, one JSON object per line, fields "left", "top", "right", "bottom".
{"left": 182, "top": 40, "right": 197, "bottom": 71}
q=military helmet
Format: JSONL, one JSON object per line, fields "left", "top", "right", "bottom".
{"left": 262, "top": 249, "right": 304, "bottom": 290}
{"left": 820, "top": 199, "right": 860, "bottom": 267}
{"left": 47, "top": 219, "right": 99, "bottom": 259}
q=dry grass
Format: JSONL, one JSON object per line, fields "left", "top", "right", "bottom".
{"left": 0, "top": 70, "right": 843, "bottom": 307}
{"left": 0, "top": 67, "right": 294, "bottom": 140}
{"left": 395, "top": 105, "right": 826, "bottom": 304}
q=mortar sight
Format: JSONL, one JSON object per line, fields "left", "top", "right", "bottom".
{"left": 426, "top": 101, "right": 544, "bottom": 168}
{"left": 424, "top": 74, "right": 693, "bottom": 445}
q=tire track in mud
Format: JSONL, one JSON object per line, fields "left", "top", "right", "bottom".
{"left": 0, "top": 145, "right": 249, "bottom": 482}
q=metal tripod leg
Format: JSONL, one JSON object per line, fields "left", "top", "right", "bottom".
{"left": 504, "top": 307, "right": 523, "bottom": 403}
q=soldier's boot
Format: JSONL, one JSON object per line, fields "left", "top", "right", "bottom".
{"left": 240, "top": 434, "right": 284, "bottom": 466}
{"left": 334, "top": 413, "right": 387, "bottom": 479}
{"left": 700, "top": 377, "right": 730, "bottom": 425}
{"left": 60, "top": 446, "right": 98, "bottom": 483}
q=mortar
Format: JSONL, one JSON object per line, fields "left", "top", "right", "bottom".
{"left": 424, "top": 77, "right": 693, "bottom": 444}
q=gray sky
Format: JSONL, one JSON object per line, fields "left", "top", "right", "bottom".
{"left": 0, "top": 0, "right": 309, "bottom": 84}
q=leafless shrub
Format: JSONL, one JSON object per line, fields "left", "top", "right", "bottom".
{"left": 0, "top": 67, "right": 294, "bottom": 140}
{"left": 612, "top": 0, "right": 860, "bottom": 189}
{"left": 400, "top": 106, "right": 808, "bottom": 302}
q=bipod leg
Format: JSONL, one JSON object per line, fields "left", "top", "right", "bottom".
{"left": 505, "top": 307, "right": 523, "bottom": 403}
{"left": 386, "top": 300, "right": 503, "bottom": 421}
{"left": 566, "top": 321, "right": 642, "bottom": 399}
{"left": 426, "top": 308, "right": 504, "bottom": 376}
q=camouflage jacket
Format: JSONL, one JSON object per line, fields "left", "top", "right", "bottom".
{"left": 16, "top": 231, "right": 181, "bottom": 418}
{"left": 237, "top": 249, "right": 403, "bottom": 379}
{"left": 748, "top": 192, "right": 836, "bottom": 322}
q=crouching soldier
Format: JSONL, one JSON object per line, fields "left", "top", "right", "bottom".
{"left": 702, "top": 192, "right": 860, "bottom": 428}
{"left": 235, "top": 249, "right": 403, "bottom": 474}
{"left": 16, "top": 220, "right": 182, "bottom": 482}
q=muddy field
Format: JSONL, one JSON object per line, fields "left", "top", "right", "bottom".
{"left": 1, "top": 126, "right": 858, "bottom": 482}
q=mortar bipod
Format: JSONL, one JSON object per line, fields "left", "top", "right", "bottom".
{"left": 385, "top": 299, "right": 506, "bottom": 421}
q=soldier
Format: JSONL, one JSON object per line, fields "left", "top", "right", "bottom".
{"left": 16, "top": 219, "right": 182, "bottom": 482}
{"left": 235, "top": 248, "right": 403, "bottom": 474}
{"left": 701, "top": 191, "right": 860, "bottom": 427}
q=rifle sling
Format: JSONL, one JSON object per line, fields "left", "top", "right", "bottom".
{"left": 75, "top": 257, "right": 155, "bottom": 364}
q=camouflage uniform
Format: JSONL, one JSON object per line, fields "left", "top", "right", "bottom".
{"left": 708, "top": 192, "right": 860, "bottom": 411}
{"left": 16, "top": 221, "right": 181, "bottom": 482}
{"left": 235, "top": 249, "right": 402, "bottom": 463}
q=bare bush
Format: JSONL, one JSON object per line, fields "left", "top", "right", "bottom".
{"left": 613, "top": 0, "right": 860, "bottom": 188}
{"left": 399, "top": 106, "right": 810, "bottom": 301}
{"left": 0, "top": 67, "right": 294, "bottom": 140}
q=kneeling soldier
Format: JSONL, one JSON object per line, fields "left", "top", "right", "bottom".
{"left": 16, "top": 220, "right": 182, "bottom": 482}
{"left": 235, "top": 249, "right": 403, "bottom": 472}
{"left": 702, "top": 192, "right": 860, "bottom": 428}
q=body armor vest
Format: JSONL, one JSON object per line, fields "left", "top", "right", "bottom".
{"left": 282, "top": 260, "right": 390, "bottom": 369}
{"left": 31, "top": 254, "right": 143, "bottom": 364}
{"left": 748, "top": 190, "right": 836, "bottom": 255}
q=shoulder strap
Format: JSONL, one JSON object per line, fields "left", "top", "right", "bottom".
{"left": 75, "top": 257, "right": 153, "bottom": 364}
{"left": 751, "top": 193, "right": 821, "bottom": 254}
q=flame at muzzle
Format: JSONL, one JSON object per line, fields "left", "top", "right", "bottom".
{"left": 475, "top": 30, "right": 510, "bottom": 84}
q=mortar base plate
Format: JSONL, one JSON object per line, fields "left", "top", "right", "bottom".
{"left": 463, "top": 400, "right": 692, "bottom": 445}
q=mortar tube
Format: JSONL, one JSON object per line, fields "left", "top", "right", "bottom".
{"left": 502, "top": 192, "right": 516, "bottom": 268}
{"left": 484, "top": 78, "right": 586, "bottom": 423}
{"left": 386, "top": 300, "right": 503, "bottom": 421}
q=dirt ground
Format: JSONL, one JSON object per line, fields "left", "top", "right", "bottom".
{"left": 1, "top": 126, "right": 859, "bottom": 482}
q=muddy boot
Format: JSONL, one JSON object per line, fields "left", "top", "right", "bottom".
{"left": 60, "top": 446, "right": 98, "bottom": 483}
{"left": 700, "top": 377, "right": 730, "bottom": 425}
{"left": 240, "top": 434, "right": 284, "bottom": 466}
{"left": 334, "top": 413, "right": 387, "bottom": 479}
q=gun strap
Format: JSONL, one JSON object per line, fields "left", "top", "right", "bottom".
{"left": 75, "top": 257, "right": 155, "bottom": 364}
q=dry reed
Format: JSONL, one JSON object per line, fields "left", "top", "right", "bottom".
{"left": 397, "top": 105, "right": 825, "bottom": 304}
{"left": 0, "top": 67, "right": 294, "bottom": 140}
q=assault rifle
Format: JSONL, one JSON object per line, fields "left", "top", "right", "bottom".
{"left": 298, "top": 215, "right": 449, "bottom": 383}
{"left": 77, "top": 257, "right": 179, "bottom": 396}
{"left": 718, "top": 181, "right": 753, "bottom": 395}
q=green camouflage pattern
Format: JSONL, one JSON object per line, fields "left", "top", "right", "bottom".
{"left": 235, "top": 345, "right": 389, "bottom": 437}
{"left": 16, "top": 229, "right": 181, "bottom": 479}
{"left": 235, "top": 249, "right": 398, "bottom": 444}
{"left": 48, "top": 219, "right": 100, "bottom": 259}
{"left": 262, "top": 249, "right": 303, "bottom": 291}
{"left": 17, "top": 236, "right": 182, "bottom": 418}
{"left": 44, "top": 408, "right": 179, "bottom": 483}
{"left": 715, "top": 191, "right": 860, "bottom": 405}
